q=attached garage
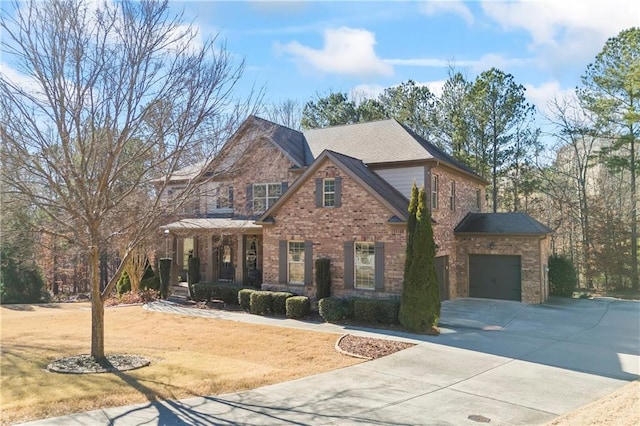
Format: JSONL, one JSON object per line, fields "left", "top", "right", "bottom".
{"left": 454, "top": 212, "right": 553, "bottom": 304}
{"left": 469, "top": 254, "right": 521, "bottom": 301}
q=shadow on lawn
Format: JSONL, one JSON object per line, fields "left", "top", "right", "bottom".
{"left": 1, "top": 303, "right": 62, "bottom": 311}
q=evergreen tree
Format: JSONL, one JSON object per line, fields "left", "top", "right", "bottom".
{"left": 399, "top": 185, "right": 441, "bottom": 334}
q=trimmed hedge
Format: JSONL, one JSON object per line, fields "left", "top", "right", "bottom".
{"left": 271, "top": 291, "right": 293, "bottom": 315}
{"left": 318, "top": 297, "right": 353, "bottom": 322}
{"left": 188, "top": 257, "right": 201, "bottom": 285}
{"left": 238, "top": 288, "right": 255, "bottom": 311}
{"left": 353, "top": 298, "right": 400, "bottom": 325}
{"left": 116, "top": 271, "right": 131, "bottom": 295}
{"left": 191, "top": 283, "right": 243, "bottom": 304}
{"left": 250, "top": 291, "right": 272, "bottom": 315}
{"left": 140, "top": 275, "right": 160, "bottom": 291}
{"left": 286, "top": 296, "right": 310, "bottom": 319}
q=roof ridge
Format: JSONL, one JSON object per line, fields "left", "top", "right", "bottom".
{"left": 303, "top": 118, "right": 396, "bottom": 132}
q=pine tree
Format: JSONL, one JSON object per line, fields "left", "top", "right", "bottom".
{"left": 399, "top": 185, "right": 441, "bottom": 334}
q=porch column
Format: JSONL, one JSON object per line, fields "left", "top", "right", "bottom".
{"left": 205, "top": 235, "right": 213, "bottom": 283}
{"left": 236, "top": 235, "right": 244, "bottom": 284}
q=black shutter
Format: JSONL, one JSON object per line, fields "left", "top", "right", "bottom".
{"left": 246, "top": 184, "right": 253, "bottom": 213}
{"left": 315, "top": 178, "right": 323, "bottom": 207}
{"left": 374, "top": 242, "right": 384, "bottom": 291}
{"left": 343, "top": 241, "right": 354, "bottom": 289}
{"left": 304, "top": 241, "right": 313, "bottom": 285}
{"left": 281, "top": 181, "right": 288, "bottom": 194}
{"left": 279, "top": 240, "right": 287, "bottom": 283}
{"left": 228, "top": 186, "right": 234, "bottom": 208}
{"left": 335, "top": 176, "right": 342, "bottom": 207}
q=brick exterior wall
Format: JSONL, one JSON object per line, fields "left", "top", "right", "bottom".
{"left": 262, "top": 157, "right": 407, "bottom": 300}
{"left": 454, "top": 234, "right": 551, "bottom": 303}
{"left": 429, "top": 164, "right": 485, "bottom": 299}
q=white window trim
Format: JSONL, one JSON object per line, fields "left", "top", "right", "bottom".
{"left": 323, "top": 178, "right": 336, "bottom": 208}
{"left": 288, "top": 241, "right": 305, "bottom": 285}
{"left": 431, "top": 174, "right": 439, "bottom": 210}
{"left": 354, "top": 242, "right": 375, "bottom": 290}
{"left": 449, "top": 181, "right": 456, "bottom": 211}
{"left": 253, "top": 182, "right": 282, "bottom": 213}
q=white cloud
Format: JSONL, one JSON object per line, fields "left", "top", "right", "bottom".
{"left": 419, "top": 0, "right": 474, "bottom": 25}
{"left": 385, "top": 54, "right": 532, "bottom": 73}
{"left": 350, "top": 80, "right": 446, "bottom": 103}
{"left": 481, "top": 0, "right": 640, "bottom": 69}
{"left": 277, "top": 27, "right": 393, "bottom": 77}
{"left": 0, "top": 62, "right": 41, "bottom": 96}
{"left": 524, "top": 80, "right": 576, "bottom": 118}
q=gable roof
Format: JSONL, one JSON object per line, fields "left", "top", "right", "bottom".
{"left": 454, "top": 213, "right": 553, "bottom": 235}
{"left": 250, "top": 116, "right": 312, "bottom": 167}
{"left": 303, "top": 119, "right": 486, "bottom": 183}
{"left": 256, "top": 149, "right": 409, "bottom": 224}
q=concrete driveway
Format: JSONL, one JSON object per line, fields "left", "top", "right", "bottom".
{"left": 21, "top": 297, "right": 640, "bottom": 425}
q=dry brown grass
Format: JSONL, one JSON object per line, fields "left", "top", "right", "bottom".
{"left": 0, "top": 303, "right": 362, "bottom": 425}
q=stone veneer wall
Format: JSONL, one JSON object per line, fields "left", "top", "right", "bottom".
{"left": 429, "top": 164, "right": 485, "bottom": 299}
{"left": 262, "top": 157, "right": 407, "bottom": 300}
{"left": 454, "top": 234, "right": 551, "bottom": 304}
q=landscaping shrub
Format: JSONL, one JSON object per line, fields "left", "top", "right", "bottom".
{"left": 271, "top": 291, "right": 293, "bottom": 315}
{"left": 250, "top": 291, "right": 272, "bottom": 315}
{"left": 315, "top": 258, "right": 331, "bottom": 300}
{"left": 318, "top": 297, "right": 352, "bottom": 322}
{"left": 140, "top": 274, "right": 160, "bottom": 291}
{"left": 188, "top": 256, "right": 200, "bottom": 285}
{"left": 286, "top": 296, "right": 310, "bottom": 319}
{"left": 116, "top": 271, "right": 131, "bottom": 295}
{"left": 158, "top": 258, "right": 171, "bottom": 299}
{"left": 549, "top": 254, "right": 578, "bottom": 297}
{"left": 353, "top": 299, "right": 400, "bottom": 325}
{"left": 238, "top": 288, "right": 255, "bottom": 311}
{"left": 191, "top": 283, "right": 243, "bottom": 304}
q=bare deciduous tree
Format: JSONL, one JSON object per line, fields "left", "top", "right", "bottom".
{"left": 1, "top": 0, "right": 253, "bottom": 360}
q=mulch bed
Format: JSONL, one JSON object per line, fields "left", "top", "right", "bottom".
{"left": 47, "top": 354, "right": 150, "bottom": 374}
{"left": 336, "top": 334, "right": 415, "bottom": 360}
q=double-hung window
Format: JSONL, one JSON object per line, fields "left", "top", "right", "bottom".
{"left": 253, "top": 183, "right": 282, "bottom": 213}
{"left": 288, "top": 241, "right": 305, "bottom": 284}
{"left": 354, "top": 242, "right": 375, "bottom": 289}
{"left": 449, "top": 181, "right": 456, "bottom": 211}
{"left": 431, "top": 174, "right": 439, "bottom": 210}
{"left": 323, "top": 178, "right": 335, "bottom": 207}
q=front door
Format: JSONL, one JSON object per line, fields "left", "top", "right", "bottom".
{"left": 244, "top": 235, "right": 262, "bottom": 288}
{"left": 216, "top": 237, "right": 234, "bottom": 282}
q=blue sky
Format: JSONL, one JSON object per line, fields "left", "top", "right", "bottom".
{"left": 172, "top": 0, "right": 639, "bottom": 117}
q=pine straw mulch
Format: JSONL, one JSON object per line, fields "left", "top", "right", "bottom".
{"left": 336, "top": 334, "right": 415, "bottom": 360}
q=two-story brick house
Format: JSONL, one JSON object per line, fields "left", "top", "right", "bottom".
{"left": 162, "top": 115, "right": 552, "bottom": 303}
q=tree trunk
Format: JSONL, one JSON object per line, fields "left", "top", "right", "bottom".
{"left": 90, "top": 244, "right": 105, "bottom": 361}
{"left": 630, "top": 134, "right": 638, "bottom": 290}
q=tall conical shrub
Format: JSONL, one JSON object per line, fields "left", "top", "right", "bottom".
{"left": 399, "top": 185, "right": 441, "bottom": 334}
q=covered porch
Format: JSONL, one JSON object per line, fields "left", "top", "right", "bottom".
{"left": 161, "top": 218, "right": 264, "bottom": 288}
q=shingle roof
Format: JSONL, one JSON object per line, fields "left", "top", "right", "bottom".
{"left": 256, "top": 149, "right": 410, "bottom": 223}
{"left": 454, "top": 213, "right": 553, "bottom": 235}
{"left": 303, "top": 119, "right": 485, "bottom": 182}
{"left": 251, "top": 116, "right": 312, "bottom": 167}
{"left": 329, "top": 150, "right": 409, "bottom": 217}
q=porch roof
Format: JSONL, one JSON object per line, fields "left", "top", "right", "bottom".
{"left": 161, "top": 218, "right": 262, "bottom": 232}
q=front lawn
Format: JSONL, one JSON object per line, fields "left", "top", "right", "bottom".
{"left": 0, "top": 303, "right": 361, "bottom": 425}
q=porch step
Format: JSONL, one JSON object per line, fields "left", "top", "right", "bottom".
{"left": 168, "top": 283, "right": 191, "bottom": 302}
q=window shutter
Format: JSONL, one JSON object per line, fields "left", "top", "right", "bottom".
{"left": 335, "top": 176, "right": 342, "bottom": 208}
{"left": 278, "top": 240, "right": 287, "bottom": 283}
{"left": 343, "top": 241, "right": 354, "bottom": 289}
{"left": 304, "top": 241, "right": 313, "bottom": 285}
{"left": 229, "top": 186, "right": 234, "bottom": 207}
{"left": 246, "top": 184, "right": 253, "bottom": 213}
{"left": 374, "top": 242, "right": 384, "bottom": 291}
{"left": 281, "top": 181, "right": 288, "bottom": 194}
{"left": 315, "top": 178, "right": 323, "bottom": 207}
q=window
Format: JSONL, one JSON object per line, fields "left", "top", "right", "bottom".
{"left": 323, "top": 178, "right": 335, "bottom": 207}
{"left": 355, "top": 242, "right": 375, "bottom": 289}
{"left": 182, "top": 237, "right": 194, "bottom": 268}
{"left": 476, "top": 189, "right": 482, "bottom": 210}
{"left": 288, "top": 241, "right": 305, "bottom": 284}
{"left": 253, "top": 183, "right": 282, "bottom": 213}
{"left": 216, "top": 186, "right": 234, "bottom": 209}
{"left": 449, "top": 181, "right": 456, "bottom": 211}
{"left": 431, "top": 174, "right": 439, "bottom": 210}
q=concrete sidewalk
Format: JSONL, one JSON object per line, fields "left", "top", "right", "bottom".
{"left": 20, "top": 297, "right": 640, "bottom": 425}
